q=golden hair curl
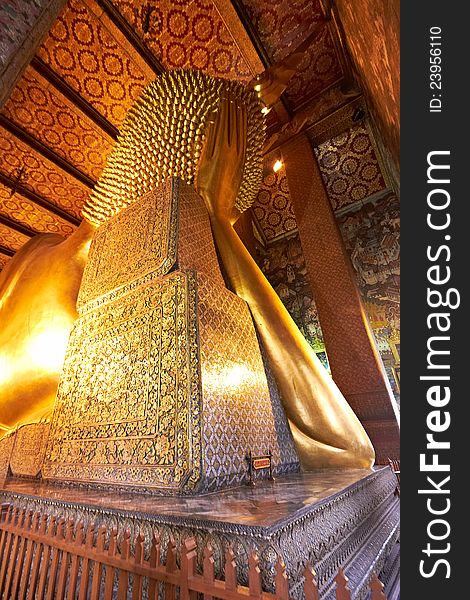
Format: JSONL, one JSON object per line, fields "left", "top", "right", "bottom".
{"left": 83, "top": 70, "right": 266, "bottom": 225}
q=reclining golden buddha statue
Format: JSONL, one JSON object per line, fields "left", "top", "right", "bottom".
{"left": 0, "top": 58, "right": 374, "bottom": 469}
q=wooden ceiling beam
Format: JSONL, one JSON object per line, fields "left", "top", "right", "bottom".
{"left": 0, "top": 115, "right": 96, "bottom": 191}
{"left": 227, "top": 0, "right": 271, "bottom": 69}
{"left": 0, "top": 245, "right": 15, "bottom": 258}
{"left": 211, "top": 0, "right": 265, "bottom": 75}
{"left": 94, "top": 0, "right": 165, "bottom": 76}
{"left": 0, "top": 171, "right": 81, "bottom": 227}
{"left": 30, "top": 57, "right": 119, "bottom": 141}
{"left": 0, "top": 214, "right": 36, "bottom": 239}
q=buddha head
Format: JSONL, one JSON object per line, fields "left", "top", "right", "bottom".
{"left": 83, "top": 70, "right": 267, "bottom": 225}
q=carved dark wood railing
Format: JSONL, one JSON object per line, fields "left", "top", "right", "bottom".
{"left": 0, "top": 503, "right": 388, "bottom": 600}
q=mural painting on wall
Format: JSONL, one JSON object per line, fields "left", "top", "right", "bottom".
{"left": 336, "top": 192, "right": 400, "bottom": 401}
{"left": 255, "top": 232, "right": 329, "bottom": 371}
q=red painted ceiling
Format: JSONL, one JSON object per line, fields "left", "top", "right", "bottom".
{"left": 0, "top": 0, "right": 398, "bottom": 269}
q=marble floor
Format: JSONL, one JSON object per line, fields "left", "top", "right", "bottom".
{"left": 1, "top": 468, "right": 377, "bottom": 528}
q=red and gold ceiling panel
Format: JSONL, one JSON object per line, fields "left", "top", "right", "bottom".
{"left": 110, "top": 0, "right": 253, "bottom": 81}
{"left": 313, "top": 123, "right": 387, "bottom": 212}
{"left": 240, "top": 0, "right": 341, "bottom": 110}
{"left": 0, "top": 127, "right": 89, "bottom": 220}
{"left": 252, "top": 160, "right": 297, "bottom": 243}
{"left": 2, "top": 67, "right": 113, "bottom": 181}
{"left": 36, "top": 0, "right": 152, "bottom": 127}
{"left": 240, "top": 0, "right": 324, "bottom": 61}
{"left": 0, "top": 253, "right": 10, "bottom": 272}
{"left": 283, "top": 27, "right": 342, "bottom": 111}
{"left": 0, "top": 223, "right": 30, "bottom": 253}
{"left": 0, "top": 184, "right": 76, "bottom": 237}
{"left": 334, "top": 0, "right": 400, "bottom": 166}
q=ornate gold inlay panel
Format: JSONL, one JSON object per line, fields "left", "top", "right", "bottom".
{"left": 44, "top": 271, "right": 202, "bottom": 491}
{"left": 43, "top": 182, "right": 298, "bottom": 492}
{"left": 9, "top": 423, "right": 50, "bottom": 477}
{"left": 196, "top": 272, "right": 298, "bottom": 488}
{"left": 0, "top": 434, "right": 14, "bottom": 485}
{"left": 78, "top": 180, "right": 179, "bottom": 310}
{"left": 177, "top": 183, "right": 225, "bottom": 288}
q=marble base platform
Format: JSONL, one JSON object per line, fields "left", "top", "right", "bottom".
{"left": 0, "top": 467, "right": 399, "bottom": 600}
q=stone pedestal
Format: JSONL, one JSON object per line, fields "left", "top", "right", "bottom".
{"left": 0, "top": 467, "right": 399, "bottom": 600}
{"left": 42, "top": 179, "right": 298, "bottom": 493}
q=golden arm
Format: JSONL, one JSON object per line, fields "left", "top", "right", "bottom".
{"left": 196, "top": 94, "right": 375, "bottom": 469}
{"left": 0, "top": 220, "right": 96, "bottom": 431}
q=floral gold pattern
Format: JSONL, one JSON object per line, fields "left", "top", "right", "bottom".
{"left": 44, "top": 270, "right": 202, "bottom": 491}
{"left": 9, "top": 422, "right": 50, "bottom": 477}
{"left": 78, "top": 181, "right": 179, "bottom": 309}
{"left": 0, "top": 254, "right": 10, "bottom": 271}
{"left": 0, "top": 182, "right": 76, "bottom": 237}
{"left": 313, "top": 123, "right": 387, "bottom": 212}
{"left": 111, "top": 0, "right": 253, "bottom": 81}
{"left": 252, "top": 160, "right": 297, "bottom": 242}
{"left": 0, "top": 434, "right": 15, "bottom": 485}
{"left": 2, "top": 66, "right": 113, "bottom": 181}
{"left": 0, "top": 222, "right": 30, "bottom": 252}
{"left": 37, "top": 0, "right": 151, "bottom": 127}
{"left": 0, "top": 126, "right": 89, "bottom": 221}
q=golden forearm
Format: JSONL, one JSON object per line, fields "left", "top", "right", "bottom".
{"left": 207, "top": 214, "right": 375, "bottom": 469}
{"left": 0, "top": 221, "right": 96, "bottom": 431}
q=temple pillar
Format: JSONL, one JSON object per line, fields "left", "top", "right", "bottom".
{"left": 281, "top": 134, "right": 399, "bottom": 463}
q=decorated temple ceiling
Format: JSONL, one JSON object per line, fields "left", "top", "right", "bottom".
{"left": 0, "top": 0, "right": 396, "bottom": 272}
{"left": 252, "top": 160, "right": 297, "bottom": 243}
{"left": 333, "top": 0, "right": 400, "bottom": 167}
{"left": 0, "top": 221, "right": 31, "bottom": 254}
{"left": 0, "top": 125, "right": 89, "bottom": 221}
{"left": 240, "top": 0, "right": 342, "bottom": 111}
{"left": 109, "top": 0, "right": 254, "bottom": 80}
{"left": 36, "top": 0, "right": 154, "bottom": 128}
{"left": 313, "top": 122, "right": 387, "bottom": 213}
{"left": 0, "top": 182, "right": 77, "bottom": 237}
{"left": 2, "top": 66, "right": 113, "bottom": 181}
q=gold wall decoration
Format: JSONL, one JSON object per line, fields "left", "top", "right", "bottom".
{"left": 0, "top": 433, "right": 14, "bottom": 486}
{"left": 44, "top": 270, "right": 202, "bottom": 491}
{"left": 44, "top": 183, "right": 298, "bottom": 492}
{"left": 82, "top": 69, "right": 265, "bottom": 225}
{"left": 9, "top": 422, "right": 50, "bottom": 477}
{"left": 78, "top": 180, "right": 179, "bottom": 309}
